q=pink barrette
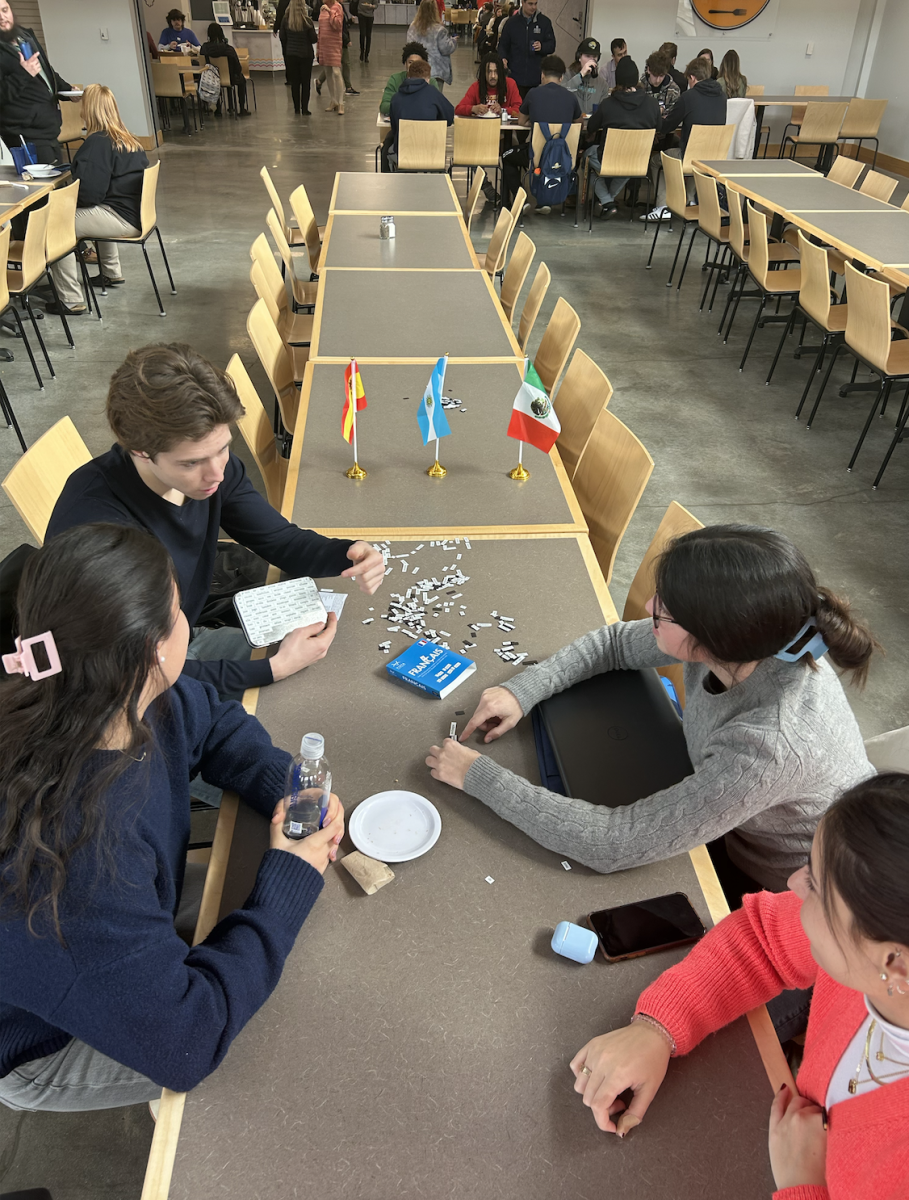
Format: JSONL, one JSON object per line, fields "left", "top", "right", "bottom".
{"left": 2, "top": 631, "right": 62, "bottom": 680}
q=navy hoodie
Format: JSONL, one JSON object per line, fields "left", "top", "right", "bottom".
{"left": 388, "top": 77, "right": 455, "bottom": 149}
{"left": 660, "top": 78, "right": 726, "bottom": 152}
{"left": 587, "top": 88, "right": 662, "bottom": 150}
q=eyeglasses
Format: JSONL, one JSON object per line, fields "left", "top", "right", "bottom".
{"left": 651, "top": 596, "right": 680, "bottom": 628}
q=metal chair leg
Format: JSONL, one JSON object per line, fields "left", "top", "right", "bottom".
{"left": 676, "top": 226, "right": 699, "bottom": 292}
{"left": 707, "top": 246, "right": 730, "bottom": 313}
{"left": 872, "top": 392, "right": 909, "bottom": 488}
{"left": 80, "top": 255, "right": 102, "bottom": 321}
{"left": 723, "top": 270, "right": 750, "bottom": 344}
{"left": 6, "top": 306, "right": 43, "bottom": 389}
{"left": 718, "top": 261, "right": 742, "bottom": 336}
{"left": 795, "top": 334, "right": 829, "bottom": 419}
{"left": 666, "top": 221, "right": 687, "bottom": 287}
{"left": 805, "top": 343, "right": 844, "bottom": 428}
{"left": 0, "top": 373, "right": 27, "bottom": 451}
{"left": 646, "top": 217, "right": 661, "bottom": 269}
{"left": 766, "top": 307, "right": 796, "bottom": 384}
{"left": 739, "top": 295, "right": 767, "bottom": 371}
{"left": 848, "top": 379, "right": 887, "bottom": 470}
{"left": 22, "top": 297, "right": 54, "bottom": 377}
{"left": 142, "top": 245, "right": 167, "bottom": 317}
{"left": 43, "top": 274, "right": 75, "bottom": 348}
{"left": 155, "top": 227, "right": 177, "bottom": 295}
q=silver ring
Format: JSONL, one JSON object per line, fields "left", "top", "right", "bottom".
{"left": 580, "top": 1065, "right": 591, "bottom": 1077}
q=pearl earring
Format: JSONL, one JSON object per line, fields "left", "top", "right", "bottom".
{"left": 159, "top": 654, "right": 166, "bottom": 663}
{"left": 881, "top": 972, "right": 889, "bottom": 982}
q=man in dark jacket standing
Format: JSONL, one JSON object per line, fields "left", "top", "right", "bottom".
{"left": 496, "top": 0, "right": 555, "bottom": 98}
{"left": 388, "top": 58, "right": 454, "bottom": 166}
{"left": 642, "top": 55, "right": 725, "bottom": 220}
{"left": 0, "top": 1, "right": 71, "bottom": 164}
{"left": 585, "top": 57, "right": 659, "bottom": 218}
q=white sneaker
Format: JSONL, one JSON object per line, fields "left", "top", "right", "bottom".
{"left": 149, "top": 1097, "right": 160, "bottom": 1122}
{"left": 640, "top": 206, "right": 672, "bottom": 222}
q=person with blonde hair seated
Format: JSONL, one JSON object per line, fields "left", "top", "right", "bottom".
{"left": 46, "top": 83, "right": 148, "bottom": 316}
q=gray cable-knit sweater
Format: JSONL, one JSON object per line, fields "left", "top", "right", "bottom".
{"left": 462, "top": 619, "right": 872, "bottom": 889}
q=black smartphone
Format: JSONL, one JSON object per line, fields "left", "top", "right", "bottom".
{"left": 586, "top": 892, "right": 706, "bottom": 963}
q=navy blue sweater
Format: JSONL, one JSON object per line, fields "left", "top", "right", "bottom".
{"left": 46, "top": 446, "right": 354, "bottom": 695}
{"left": 389, "top": 77, "right": 455, "bottom": 149}
{"left": 0, "top": 678, "right": 323, "bottom": 1092}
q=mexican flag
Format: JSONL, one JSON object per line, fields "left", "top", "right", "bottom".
{"left": 506, "top": 360, "right": 560, "bottom": 453}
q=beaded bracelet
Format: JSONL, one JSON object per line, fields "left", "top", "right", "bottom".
{"left": 630, "top": 1012, "right": 677, "bottom": 1055}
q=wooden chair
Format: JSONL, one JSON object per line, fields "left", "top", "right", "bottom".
{"left": 622, "top": 500, "right": 703, "bottom": 705}
{"left": 236, "top": 45, "right": 257, "bottom": 109}
{"left": 462, "top": 165, "right": 487, "bottom": 233}
{"left": 650, "top": 150, "right": 700, "bottom": 286}
{"left": 94, "top": 162, "right": 176, "bottom": 317}
{"left": 1, "top": 220, "right": 45, "bottom": 392}
{"left": 288, "top": 184, "right": 323, "bottom": 277}
{"left": 1, "top": 416, "right": 92, "bottom": 542}
{"left": 499, "top": 231, "right": 534, "bottom": 323}
{"left": 260, "top": 165, "right": 305, "bottom": 248}
{"left": 781, "top": 84, "right": 830, "bottom": 143}
{"left": 488, "top": 187, "right": 525, "bottom": 282}
{"left": 552, "top": 348, "right": 612, "bottom": 479}
{"left": 517, "top": 261, "right": 550, "bottom": 350}
{"left": 207, "top": 54, "right": 239, "bottom": 115}
{"left": 250, "top": 262, "right": 310, "bottom": 381}
{"left": 58, "top": 99, "right": 85, "bottom": 161}
{"left": 533, "top": 297, "right": 580, "bottom": 394}
{"left": 690, "top": 169, "right": 731, "bottom": 312}
{"left": 719, "top": 186, "right": 799, "bottom": 343}
{"left": 745, "top": 85, "right": 764, "bottom": 96}
{"left": 247, "top": 298, "right": 300, "bottom": 434}
{"left": 397, "top": 120, "right": 448, "bottom": 172}
{"left": 248, "top": 240, "right": 313, "bottom": 346}
{"left": 0, "top": 225, "right": 26, "bottom": 450}
{"left": 150, "top": 61, "right": 198, "bottom": 133}
{"left": 780, "top": 101, "right": 848, "bottom": 168}
{"left": 5, "top": 203, "right": 55, "bottom": 382}
{"left": 681, "top": 123, "right": 735, "bottom": 174}
{"left": 226, "top": 353, "right": 289, "bottom": 508}
{"left": 826, "top": 155, "right": 863, "bottom": 187}
{"left": 572, "top": 407, "right": 654, "bottom": 586}
{"left": 475, "top": 205, "right": 514, "bottom": 278}
{"left": 264, "top": 210, "right": 319, "bottom": 311}
{"left": 836, "top": 98, "right": 887, "bottom": 169}
{"left": 806, "top": 263, "right": 909, "bottom": 481}
{"left": 450, "top": 117, "right": 501, "bottom": 197}
{"left": 735, "top": 203, "right": 802, "bottom": 371}
{"left": 581, "top": 127, "right": 655, "bottom": 230}
{"left": 858, "top": 169, "right": 897, "bottom": 203}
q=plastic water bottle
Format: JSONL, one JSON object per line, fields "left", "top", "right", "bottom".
{"left": 282, "top": 733, "right": 330, "bottom": 840}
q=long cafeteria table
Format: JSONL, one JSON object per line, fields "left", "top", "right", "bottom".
{"left": 0, "top": 164, "right": 70, "bottom": 224}
{"left": 320, "top": 212, "right": 479, "bottom": 270}
{"left": 330, "top": 171, "right": 462, "bottom": 214}
{"left": 141, "top": 171, "right": 788, "bottom": 1199}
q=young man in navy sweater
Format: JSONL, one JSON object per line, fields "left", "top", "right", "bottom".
{"left": 47, "top": 343, "right": 386, "bottom": 699}
{"left": 387, "top": 58, "right": 454, "bottom": 166}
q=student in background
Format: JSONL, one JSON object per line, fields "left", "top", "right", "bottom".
{"left": 357, "top": 0, "right": 376, "bottom": 62}
{"left": 379, "top": 42, "right": 440, "bottom": 172}
{"left": 639, "top": 48, "right": 680, "bottom": 118}
{"left": 279, "top": 0, "right": 318, "bottom": 115}
{"left": 315, "top": 4, "right": 360, "bottom": 100}
{"left": 455, "top": 53, "right": 521, "bottom": 116}
{"left": 388, "top": 58, "right": 455, "bottom": 164}
{"left": 585, "top": 57, "right": 660, "bottom": 219}
{"left": 199, "top": 22, "right": 251, "bottom": 116}
{"left": 426, "top": 524, "right": 875, "bottom": 893}
{"left": 496, "top": 0, "right": 555, "bottom": 98}
{"left": 47, "top": 85, "right": 148, "bottom": 315}
{"left": 317, "top": 0, "right": 346, "bottom": 113}
{"left": 660, "top": 41, "right": 687, "bottom": 93}
{"left": 602, "top": 36, "right": 627, "bottom": 91}
{"left": 570, "top": 773, "right": 909, "bottom": 1200}
{"left": 158, "top": 8, "right": 201, "bottom": 52}
{"left": 697, "top": 46, "right": 719, "bottom": 79}
{"left": 500, "top": 54, "right": 581, "bottom": 210}
{"left": 564, "top": 37, "right": 611, "bottom": 115}
{"left": 407, "top": 0, "right": 458, "bottom": 91}
{"left": 0, "top": 524, "right": 345, "bottom": 1112}
{"left": 717, "top": 48, "right": 747, "bottom": 97}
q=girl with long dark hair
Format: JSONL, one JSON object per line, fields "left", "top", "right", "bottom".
{"left": 455, "top": 54, "right": 521, "bottom": 116}
{"left": 570, "top": 772, "right": 909, "bottom": 1199}
{"left": 0, "top": 524, "right": 343, "bottom": 1111}
{"left": 426, "top": 525, "right": 877, "bottom": 892}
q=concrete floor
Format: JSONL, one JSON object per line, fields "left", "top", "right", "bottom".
{"left": 1, "top": 30, "right": 907, "bottom": 1197}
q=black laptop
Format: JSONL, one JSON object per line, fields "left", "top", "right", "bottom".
{"left": 538, "top": 669, "right": 694, "bottom": 807}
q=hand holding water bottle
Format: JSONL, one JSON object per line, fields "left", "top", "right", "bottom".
{"left": 270, "top": 793, "right": 344, "bottom": 874}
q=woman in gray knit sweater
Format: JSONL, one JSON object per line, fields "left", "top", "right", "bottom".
{"left": 426, "top": 526, "right": 876, "bottom": 891}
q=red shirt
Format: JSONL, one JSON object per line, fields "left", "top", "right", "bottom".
{"left": 455, "top": 77, "right": 522, "bottom": 117}
{"left": 435, "top": 0, "right": 445, "bottom": 17}
{"left": 636, "top": 890, "right": 909, "bottom": 1200}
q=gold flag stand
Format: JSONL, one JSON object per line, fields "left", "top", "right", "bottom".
{"left": 508, "top": 441, "right": 529, "bottom": 481}
{"left": 346, "top": 462, "right": 367, "bottom": 479}
{"left": 427, "top": 458, "right": 447, "bottom": 478}
{"left": 345, "top": 358, "right": 367, "bottom": 479}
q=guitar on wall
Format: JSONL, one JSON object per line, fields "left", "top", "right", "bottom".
{"left": 690, "top": 0, "right": 770, "bottom": 30}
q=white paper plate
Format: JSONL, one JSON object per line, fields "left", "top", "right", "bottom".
{"left": 348, "top": 791, "right": 441, "bottom": 862}
{"left": 58, "top": 90, "right": 84, "bottom": 97}
{"left": 25, "top": 164, "right": 57, "bottom": 176}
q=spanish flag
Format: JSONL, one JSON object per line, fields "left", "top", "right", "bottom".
{"left": 342, "top": 360, "right": 367, "bottom": 443}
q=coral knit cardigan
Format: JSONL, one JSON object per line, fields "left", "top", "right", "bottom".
{"left": 317, "top": 2, "right": 343, "bottom": 68}
{"left": 635, "top": 890, "right": 909, "bottom": 1200}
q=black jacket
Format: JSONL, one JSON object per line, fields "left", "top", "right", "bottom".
{"left": 71, "top": 132, "right": 149, "bottom": 228}
{"left": 0, "top": 27, "right": 70, "bottom": 146}
{"left": 496, "top": 11, "right": 556, "bottom": 87}
{"left": 199, "top": 40, "right": 245, "bottom": 84}
{"left": 660, "top": 78, "right": 726, "bottom": 152}
{"left": 280, "top": 18, "right": 318, "bottom": 60}
{"left": 668, "top": 65, "right": 687, "bottom": 93}
{"left": 587, "top": 87, "right": 661, "bottom": 150}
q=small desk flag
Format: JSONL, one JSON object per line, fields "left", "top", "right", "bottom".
{"left": 416, "top": 356, "right": 452, "bottom": 446}
{"left": 506, "top": 360, "right": 560, "bottom": 453}
{"left": 342, "top": 360, "right": 367, "bottom": 443}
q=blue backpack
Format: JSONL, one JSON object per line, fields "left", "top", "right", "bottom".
{"left": 529, "top": 122, "right": 575, "bottom": 207}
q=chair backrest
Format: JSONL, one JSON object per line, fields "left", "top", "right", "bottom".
{"left": 45, "top": 179, "right": 80, "bottom": 264}
{"left": 0, "top": 224, "right": 9, "bottom": 312}
{"left": 251, "top": 259, "right": 283, "bottom": 328}
{"left": 826, "top": 155, "right": 863, "bottom": 187}
{"left": 397, "top": 119, "right": 448, "bottom": 171}
{"left": 499, "top": 231, "right": 534, "bottom": 323}
{"left": 265, "top": 206, "right": 297, "bottom": 277}
{"left": 246, "top": 298, "right": 299, "bottom": 432}
{"left": 745, "top": 84, "right": 764, "bottom": 97}
{"left": 903, "top": 194, "right": 909, "bottom": 213}
{"left": 660, "top": 150, "right": 689, "bottom": 218}
{"left": 500, "top": 185, "right": 525, "bottom": 269}
{"left": 795, "top": 101, "right": 848, "bottom": 145}
{"left": 249, "top": 237, "right": 289, "bottom": 320}
{"left": 11, "top": 201, "right": 50, "bottom": 291}
{"left": 260, "top": 165, "right": 294, "bottom": 243}
{"left": 859, "top": 169, "right": 897, "bottom": 203}
{"left": 533, "top": 296, "right": 580, "bottom": 395}
{"left": 58, "top": 101, "right": 84, "bottom": 145}
{"left": 530, "top": 121, "right": 581, "bottom": 167}
{"left": 151, "top": 61, "right": 186, "bottom": 98}
{"left": 552, "top": 348, "right": 612, "bottom": 480}
{"left": 138, "top": 161, "right": 160, "bottom": 238}
{"left": 208, "top": 55, "right": 232, "bottom": 86}
{"left": 482, "top": 206, "right": 514, "bottom": 278}
{"left": 452, "top": 116, "right": 502, "bottom": 168}
{"left": 791, "top": 84, "right": 829, "bottom": 127}
{"left": 289, "top": 183, "right": 322, "bottom": 274}
{"left": 600, "top": 127, "right": 656, "bottom": 176}
{"left": 726, "top": 185, "right": 748, "bottom": 258}
{"left": 572, "top": 407, "right": 654, "bottom": 586}
{"left": 250, "top": 230, "right": 275, "bottom": 273}
{"left": 693, "top": 168, "right": 726, "bottom": 241}
{"left": 517, "top": 260, "right": 550, "bottom": 349}
{"left": 682, "top": 123, "right": 735, "bottom": 172}
{"left": 744, "top": 201, "right": 772, "bottom": 286}
{"left": 796, "top": 233, "right": 834, "bottom": 329}
{"left": 839, "top": 97, "right": 887, "bottom": 140}
{"left": 226, "top": 353, "right": 288, "bottom": 511}
{"left": 463, "top": 165, "right": 486, "bottom": 233}
{"left": 843, "top": 262, "right": 894, "bottom": 373}
{"left": 1, "top": 416, "right": 92, "bottom": 543}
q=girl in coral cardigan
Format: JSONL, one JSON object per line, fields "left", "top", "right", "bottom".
{"left": 570, "top": 772, "right": 909, "bottom": 1200}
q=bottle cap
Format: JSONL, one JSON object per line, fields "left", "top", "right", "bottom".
{"left": 300, "top": 732, "right": 324, "bottom": 759}
{"left": 551, "top": 920, "right": 598, "bottom": 964}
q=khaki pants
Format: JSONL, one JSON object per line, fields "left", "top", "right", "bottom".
{"left": 50, "top": 204, "right": 140, "bottom": 307}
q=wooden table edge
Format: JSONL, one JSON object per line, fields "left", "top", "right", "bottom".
{"left": 311, "top": 355, "right": 525, "bottom": 365}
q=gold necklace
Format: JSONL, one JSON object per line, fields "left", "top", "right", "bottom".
{"left": 848, "top": 1020, "right": 875, "bottom": 1094}
{"left": 849, "top": 1020, "right": 909, "bottom": 1093}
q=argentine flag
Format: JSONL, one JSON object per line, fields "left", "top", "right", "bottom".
{"left": 416, "top": 355, "right": 452, "bottom": 446}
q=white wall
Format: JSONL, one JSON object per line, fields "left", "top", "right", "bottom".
{"left": 38, "top": 0, "right": 157, "bottom": 139}
{"left": 866, "top": 0, "right": 909, "bottom": 162}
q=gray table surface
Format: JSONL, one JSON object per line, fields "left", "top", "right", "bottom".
{"left": 731, "top": 175, "right": 896, "bottom": 213}
{"left": 314, "top": 270, "right": 519, "bottom": 360}
{"left": 755, "top": 94, "right": 854, "bottom": 105}
{"left": 289, "top": 363, "right": 578, "bottom": 534}
{"left": 331, "top": 171, "right": 460, "bottom": 214}
{"left": 791, "top": 208, "right": 909, "bottom": 267}
{"left": 696, "top": 158, "right": 818, "bottom": 176}
{"left": 169, "top": 537, "right": 775, "bottom": 1200}
{"left": 322, "top": 214, "right": 475, "bottom": 270}
{"left": 0, "top": 169, "right": 54, "bottom": 221}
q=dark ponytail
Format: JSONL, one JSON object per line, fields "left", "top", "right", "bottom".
{"left": 820, "top": 773, "right": 909, "bottom": 947}
{"left": 654, "top": 524, "right": 877, "bottom": 684}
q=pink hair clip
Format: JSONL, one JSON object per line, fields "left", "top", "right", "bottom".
{"left": 2, "top": 631, "right": 62, "bottom": 680}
